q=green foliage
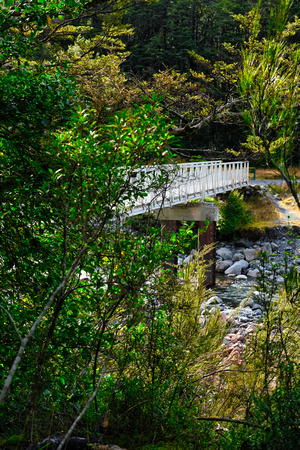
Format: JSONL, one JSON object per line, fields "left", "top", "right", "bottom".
{"left": 91, "top": 252, "right": 226, "bottom": 448}
{"left": 239, "top": 0, "right": 300, "bottom": 208}
{"left": 218, "top": 190, "right": 252, "bottom": 238}
{"left": 0, "top": 54, "right": 194, "bottom": 444}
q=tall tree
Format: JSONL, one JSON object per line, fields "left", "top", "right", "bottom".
{"left": 239, "top": 0, "right": 300, "bottom": 208}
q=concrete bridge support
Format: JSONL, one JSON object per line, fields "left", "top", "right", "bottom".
{"left": 158, "top": 203, "right": 219, "bottom": 286}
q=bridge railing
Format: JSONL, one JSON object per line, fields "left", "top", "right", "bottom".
{"left": 126, "top": 160, "right": 249, "bottom": 216}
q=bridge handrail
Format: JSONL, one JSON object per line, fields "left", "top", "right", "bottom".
{"left": 126, "top": 160, "right": 249, "bottom": 216}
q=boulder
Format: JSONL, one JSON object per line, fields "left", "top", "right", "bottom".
{"left": 216, "top": 247, "right": 233, "bottom": 260}
{"left": 244, "top": 248, "right": 261, "bottom": 262}
{"left": 232, "top": 252, "right": 245, "bottom": 262}
{"left": 216, "top": 260, "right": 233, "bottom": 273}
{"left": 183, "top": 254, "right": 193, "bottom": 264}
{"left": 225, "top": 260, "right": 249, "bottom": 276}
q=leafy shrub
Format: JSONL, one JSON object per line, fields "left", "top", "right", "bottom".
{"left": 218, "top": 190, "right": 252, "bottom": 238}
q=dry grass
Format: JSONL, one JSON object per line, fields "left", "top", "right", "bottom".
{"left": 279, "top": 196, "right": 300, "bottom": 221}
{"left": 244, "top": 196, "right": 281, "bottom": 229}
{"left": 254, "top": 167, "right": 300, "bottom": 180}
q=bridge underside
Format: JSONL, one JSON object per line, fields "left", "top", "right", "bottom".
{"left": 157, "top": 202, "right": 219, "bottom": 286}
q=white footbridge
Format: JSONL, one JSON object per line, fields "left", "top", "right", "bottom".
{"left": 128, "top": 160, "right": 249, "bottom": 217}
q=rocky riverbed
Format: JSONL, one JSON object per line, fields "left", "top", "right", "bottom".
{"left": 182, "top": 225, "right": 300, "bottom": 362}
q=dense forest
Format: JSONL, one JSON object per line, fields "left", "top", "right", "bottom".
{"left": 0, "top": 0, "right": 300, "bottom": 448}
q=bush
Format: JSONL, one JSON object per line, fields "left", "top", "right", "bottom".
{"left": 218, "top": 190, "right": 252, "bottom": 238}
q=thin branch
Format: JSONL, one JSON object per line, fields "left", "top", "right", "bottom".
{"left": 171, "top": 98, "right": 244, "bottom": 136}
{"left": 197, "top": 417, "right": 260, "bottom": 427}
{"left": 0, "top": 304, "right": 22, "bottom": 342}
{"left": 0, "top": 243, "right": 88, "bottom": 405}
{"left": 56, "top": 360, "right": 108, "bottom": 450}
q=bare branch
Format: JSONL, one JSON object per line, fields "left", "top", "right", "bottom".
{"left": 171, "top": 98, "right": 244, "bottom": 136}
{"left": 57, "top": 360, "right": 108, "bottom": 450}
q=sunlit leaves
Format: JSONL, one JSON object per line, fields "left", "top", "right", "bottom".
{"left": 239, "top": 0, "right": 300, "bottom": 207}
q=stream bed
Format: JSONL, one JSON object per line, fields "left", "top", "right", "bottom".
{"left": 210, "top": 274, "right": 258, "bottom": 308}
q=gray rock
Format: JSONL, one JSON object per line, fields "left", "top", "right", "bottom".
{"left": 252, "top": 302, "right": 263, "bottom": 311}
{"left": 244, "top": 248, "right": 261, "bottom": 262}
{"left": 183, "top": 254, "right": 193, "bottom": 264}
{"left": 225, "top": 260, "right": 249, "bottom": 276}
{"left": 247, "top": 268, "right": 259, "bottom": 277}
{"left": 271, "top": 242, "right": 279, "bottom": 251}
{"left": 261, "top": 242, "right": 272, "bottom": 254}
{"left": 216, "top": 260, "right": 233, "bottom": 273}
{"left": 221, "top": 309, "right": 234, "bottom": 319}
{"left": 208, "top": 306, "right": 219, "bottom": 314}
{"left": 241, "top": 298, "right": 255, "bottom": 308}
{"left": 236, "top": 274, "right": 247, "bottom": 280}
{"left": 206, "top": 296, "right": 223, "bottom": 305}
{"left": 237, "top": 316, "right": 251, "bottom": 323}
{"left": 235, "top": 238, "right": 252, "bottom": 248}
{"left": 249, "top": 260, "right": 260, "bottom": 269}
{"left": 232, "top": 253, "right": 245, "bottom": 262}
{"left": 216, "top": 247, "right": 233, "bottom": 260}
{"left": 240, "top": 306, "right": 254, "bottom": 316}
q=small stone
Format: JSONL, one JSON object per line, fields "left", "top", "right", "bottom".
{"left": 271, "top": 242, "right": 279, "bottom": 251}
{"left": 238, "top": 316, "right": 250, "bottom": 323}
{"left": 221, "top": 309, "right": 233, "bottom": 319}
{"left": 240, "top": 298, "right": 255, "bottom": 308}
{"left": 249, "top": 260, "right": 260, "bottom": 269}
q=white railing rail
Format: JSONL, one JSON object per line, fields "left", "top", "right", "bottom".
{"left": 127, "top": 161, "right": 249, "bottom": 216}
